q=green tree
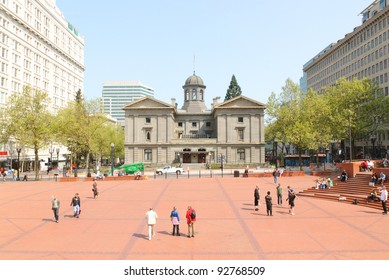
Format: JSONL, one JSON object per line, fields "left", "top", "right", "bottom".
{"left": 0, "top": 86, "right": 53, "bottom": 179}
{"left": 324, "top": 77, "right": 389, "bottom": 160}
{"left": 54, "top": 98, "right": 110, "bottom": 173}
{"left": 266, "top": 79, "right": 331, "bottom": 170}
{"left": 224, "top": 74, "right": 242, "bottom": 101}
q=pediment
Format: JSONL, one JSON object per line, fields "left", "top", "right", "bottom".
{"left": 123, "top": 97, "right": 174, "bottom": 110}
{"left": 214, "top": 96, "right": 266, "bottom": 109}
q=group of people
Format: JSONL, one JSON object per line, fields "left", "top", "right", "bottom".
{"left": 254, "top": 184, "right": 297, "bottom": 216}
{"left": 314, "top": 177, "right": 334, "bottom": 189}
{"left": 360, "top": 160, "right": 375, "bottom": 172}
{"left": 145, "top": 206, "right": 197, "bottom": 240}
{"left": 50, "top": 180, "right": 99, "bottom": 222}
{"left": 51, "top": 192, "right": 81, "bottom": 222}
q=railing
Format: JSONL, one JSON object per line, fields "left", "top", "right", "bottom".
{"left": 180, "top": 134, "right": 214, "bottom": 139}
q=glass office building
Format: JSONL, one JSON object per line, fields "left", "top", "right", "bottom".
{"left": 102, "top": 81, "right": 154, "bottom": 123}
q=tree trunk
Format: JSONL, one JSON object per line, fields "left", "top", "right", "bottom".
{"left": 298, "top": 148, "right": 303, "bottom": 171}
{"left": 34, "top": 147, "right": 39, "bottom": 180}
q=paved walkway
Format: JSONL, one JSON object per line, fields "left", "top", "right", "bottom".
{"left": 0, "top": 174, "right": 388, "bottom": 260}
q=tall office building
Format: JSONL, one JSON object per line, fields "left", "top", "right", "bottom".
{"left": 303, "top": 0, "right": 389, "bottom": 158}
{"left": 0, "top": 0, "right": 84, "bottom": 168}
{"left": 0, "top": 0, "right": 84, "bottom": 110}
{"left": 102, "top": 81, "right": 154, "bottom": 124}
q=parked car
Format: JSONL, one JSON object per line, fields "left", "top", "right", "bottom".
{"left": 155, "top": 166, "right": 184, "bottom": 175}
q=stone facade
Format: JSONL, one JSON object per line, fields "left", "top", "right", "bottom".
{"left": 122, "top": 73, "right": 266, "bottom": 166}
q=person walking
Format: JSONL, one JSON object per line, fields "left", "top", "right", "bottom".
{"left": 272, "top": 168, "right": 279, "bottom": 185}
{"left": 276, "top": 183, "right": 283, "bottom": 206}
{"left": 254, "top": 185, "right": 260, "bottom": 211}
{"left": 265, "top": 191, "right": 273, "bottom": 216}
{"left": 145, "top": 207, "right": 158, "bottom": 240}
{"left": 92, "top": 179, "right": 99, "bottom": 199}
{"left": 186, "top": 206, "right": 196, "bottom": 238}
{"left": 286, "top": 189, "right": 297, "bottom": 215}
{"left": 70, "top": 193, "right": 81, "bottom": 218}
{"left": 51, "top": 195, "right": 60, "bottom": 223}
{"left": 380, "top": 186, "right": 388, "bottom": 215}
{"left": 170, "top": 206, "right": 180, "bottom": 236}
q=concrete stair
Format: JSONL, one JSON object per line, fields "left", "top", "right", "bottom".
{"left": 298, "top": 172, "right": 384, "bottom": 210}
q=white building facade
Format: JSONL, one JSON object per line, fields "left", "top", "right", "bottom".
{"left": 0, "top": 0, "right": 84, "bottom": 169}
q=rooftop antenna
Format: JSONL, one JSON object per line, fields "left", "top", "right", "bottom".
{"left": 193, "top": 55, "right": 196, "bottom": 75}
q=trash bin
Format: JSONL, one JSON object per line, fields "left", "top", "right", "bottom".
{"left": 234, "top": 170, "right": 240, "bottom": 177}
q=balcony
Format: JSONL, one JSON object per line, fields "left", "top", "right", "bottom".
{"left": 171, "top": 134, "right": 217, "bottom": 145}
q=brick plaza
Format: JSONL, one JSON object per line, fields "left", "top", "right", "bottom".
{"left": 0, "top": 174, "right": 389, "bottom": 260}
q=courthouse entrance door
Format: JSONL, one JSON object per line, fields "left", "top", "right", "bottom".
{"left": 183, "top": 153, "right": 191, "bottom": 163}
{"left": 198, "top": 153, "right": 206, "bottom": 163}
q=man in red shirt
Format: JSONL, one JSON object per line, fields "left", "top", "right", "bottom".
{"left": 186, "top": 206, "right": 196, "bottom": 238}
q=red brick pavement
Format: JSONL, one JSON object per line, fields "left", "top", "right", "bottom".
{"left": 0, "top": 174, "right": 389, "bottom": 260}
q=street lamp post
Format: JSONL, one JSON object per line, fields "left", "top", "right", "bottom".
{"left": 49, "top": 147, "right": 54, "bottom": 173}
{"left": 274, "top": 138, "right": 278, "bottom": 168}
{"left": 56, "top": 148, "right": 60, "bottom": 168}
{"left": 371, "top": 135, "right": 377, "bottom": 159}
{"left": 111, "top": 143, "right": 115, "bottom": 176}
{"left": 16, "top": 148, "right": 21, "bottom": 181}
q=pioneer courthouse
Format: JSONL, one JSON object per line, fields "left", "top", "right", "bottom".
{"left": 122, "top": 73, "right": 266, "bottom": 166}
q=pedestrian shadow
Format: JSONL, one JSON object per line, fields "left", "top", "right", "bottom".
{"left": 251, "top": 212, "right": 268, "bottom": 216}
{"left": 42, "top": 218, "right": 54, "bottom": 222}
{"left": 63, "top": 214, "right": 75, "bottom": 218}
{"left": 242, "top": 203, "right": 253, "bottom": 206}
{"left": 157, "top": 230, "right": 172, "bottom": 236}
{"left": 275, "top": 211, "right": 290, "bottom": 215}
{"left": 132, "top": 233, "right": 148, "bottom": 240}
{"left": 358, "top": 210, "right": 382, "bottom": 215}
{"left": 241, "top": 207, "right": 255, "bottom": 211}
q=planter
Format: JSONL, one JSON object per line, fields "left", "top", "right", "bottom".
{"left": 59, "top": 177, "right": 79, "bottom": 182}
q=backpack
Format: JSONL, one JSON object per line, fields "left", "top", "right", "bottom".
{"left": 190, "top": 209, "right": 196, "bottom": 219}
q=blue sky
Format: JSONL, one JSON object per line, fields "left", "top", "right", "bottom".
{"left": 56, "top": 0, "right": 373, "bottom": 107}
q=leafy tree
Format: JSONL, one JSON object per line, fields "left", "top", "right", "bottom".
{"left": 53, "top": 98, "right": 121, "bottom": 173}
{"left": 324, "top": 77, "right": 389, "bottom": 160}
{"left": 266, "top": 79, "right": 331, "bottom": 170}
{"left": 75, "top": 89, "right": 83, "bottom": 103}
{"left": 0, "top": 86, "right": 53, "bottom": 179}
{"left": 224, "top": 74, "right": 242, "bottom": 101}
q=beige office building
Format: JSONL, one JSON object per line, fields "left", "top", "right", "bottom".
{"left": 303, "top": 0, "right": 389, "bottom": 157}
{"left": 123, "top": 73, "right": 266, "bottom": 166}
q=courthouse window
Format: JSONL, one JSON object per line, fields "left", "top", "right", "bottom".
{"left": 144, "top": 149, "right": 152, "bottom": 161}
{"left": 238, "top": 129, "right": 244, "bottom": 141}
{"left": 237, "top": 149, "right": 245, "bottom": 160}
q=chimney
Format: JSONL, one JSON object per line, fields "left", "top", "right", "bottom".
{"left": 171, "top": 98, "right": 176, "bottom": 106}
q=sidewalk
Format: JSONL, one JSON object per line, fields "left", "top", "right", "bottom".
{"left": 0, "top": 174, "right": 388, "bottom": 260}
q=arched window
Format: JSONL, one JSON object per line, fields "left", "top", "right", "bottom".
{"left": 192, "top": 89, "right": 197, "bottom": 100}
{"left": 199, "top": 90, "right": 203, "bottom": 100}
{"left": 146, "top": 131, "right": 151, "bottom": 141}
{"left": 185, "top": 90, "right": 189, "bottom": 101}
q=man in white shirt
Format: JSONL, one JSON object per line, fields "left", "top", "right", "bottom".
{"left": 367, "top": 160, "right": 374, "bottom": 171}
{"left": 145, "top": 208, "right": 158, "bottom": 240}
{"left": 380, "top": 186, "right": 388, "bottom": 215}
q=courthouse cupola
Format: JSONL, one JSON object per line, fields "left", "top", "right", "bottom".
{"left": 181, "top": 72, "right": 207, "bottom": 112}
